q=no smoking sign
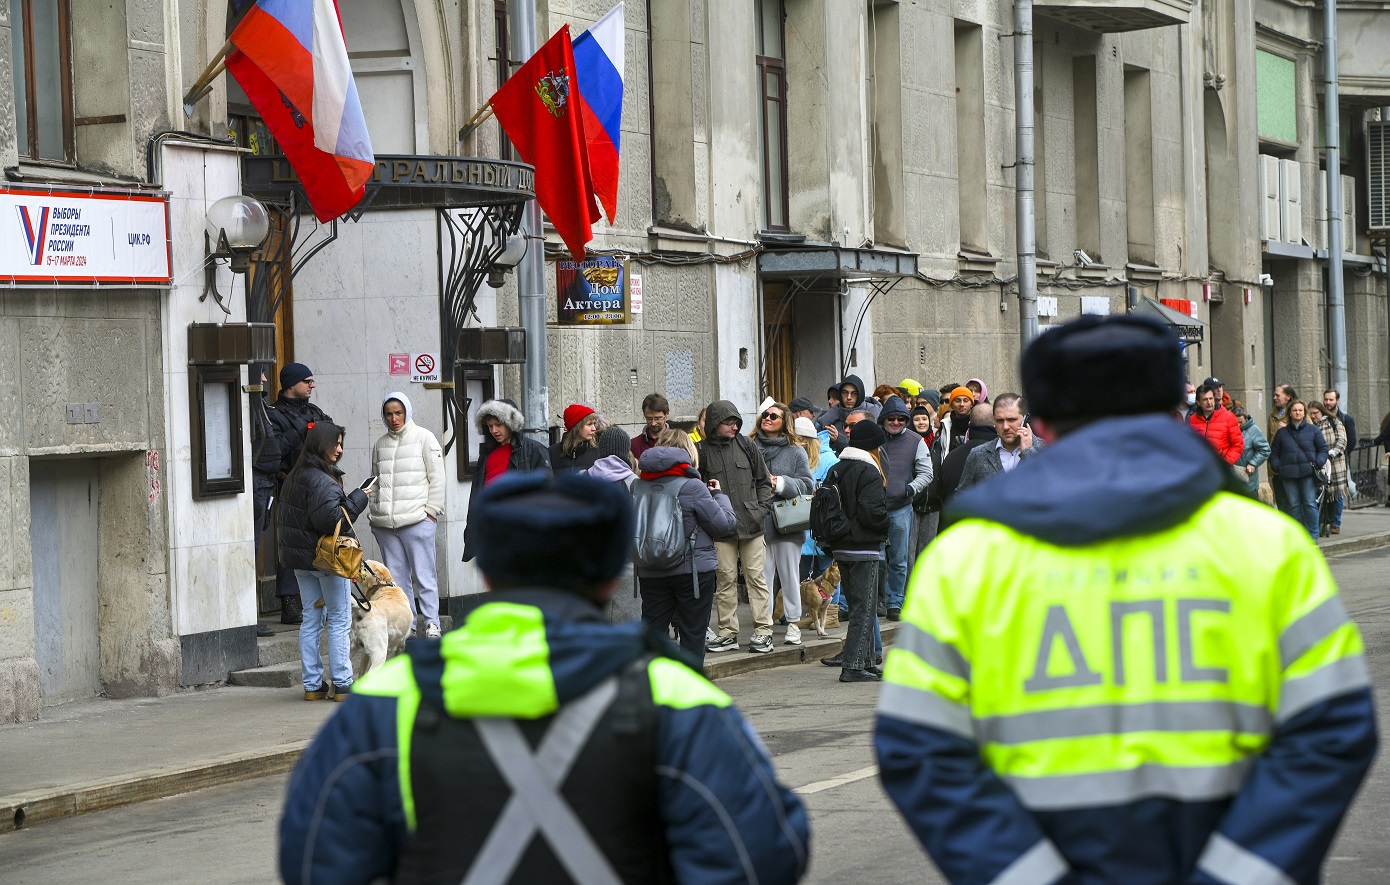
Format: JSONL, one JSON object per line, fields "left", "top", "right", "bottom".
{"left": 410, "top": 352, "right": 440, "bottom": 383}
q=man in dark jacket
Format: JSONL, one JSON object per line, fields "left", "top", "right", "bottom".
{"left": 955, "top": 393, "right": 1041, "bottom": 497}
{"left": 933, "top": 386, "right": 976, "bottom": 460}
{"left": 266, "top": 362, "right": 332, "bottom": 624}
{"left": 821, "top": 374, "right": 881, "bottom": 452}
{"left": 249, "top": 367, "right": 282, "bottom": 637}
{"left": 280, "top": 471, "right": 810, "bottom": 885}
{"left": 877, "top": 315, "right": 1376, "bottom": 885}
{"left": 878, "top": 396, "right": 932, "bottom": 620}
{"left": 698, "top": 400, "right": 775, "bottom": 654}
{"left": 463, "top": 399, "right": 552, "bottom": 562}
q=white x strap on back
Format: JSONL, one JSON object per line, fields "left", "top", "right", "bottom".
{"left": 461, "top": 676, "right": 624, "bottom": 885}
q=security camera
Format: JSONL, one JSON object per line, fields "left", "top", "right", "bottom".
{"left": 1074, "top": 249, "right": 1097, "bottom": 268}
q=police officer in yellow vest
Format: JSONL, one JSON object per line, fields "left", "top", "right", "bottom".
{"left": 279, "top": 471, "right": 809, "bottom": 885}
{"left": 875, "top": 314, "right": 1377, "bottom": 885}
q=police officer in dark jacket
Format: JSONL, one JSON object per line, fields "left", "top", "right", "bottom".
{"left": 279, "top": 472, "right": 810, "bottom": 885}
{"left": 266, "top": 362, "right": 332, "bottom": 623}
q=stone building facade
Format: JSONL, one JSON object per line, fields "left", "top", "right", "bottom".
{"left": 2, "top": 0, "right": 1389, "bottom": 716}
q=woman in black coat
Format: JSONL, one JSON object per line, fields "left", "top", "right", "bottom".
{"left": 279, "top": 422, "right": 370, "bottom": 700}
{"left": 1268, "top": 400, "right": 1327, "bottom": 541}
{"left": 818, "top": 420, "right": 891, "bottom": 682}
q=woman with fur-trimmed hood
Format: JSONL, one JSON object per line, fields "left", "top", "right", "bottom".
{"left": 462, "top": 399, "right": 552, "bottom": 561}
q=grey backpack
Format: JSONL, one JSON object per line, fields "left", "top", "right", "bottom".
{"left": 631, "top": 475, "right": 698, "bottom": 571}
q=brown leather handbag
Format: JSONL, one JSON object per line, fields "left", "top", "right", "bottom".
{"left": 312, "top": 507, "right": 363, "bottom": 578}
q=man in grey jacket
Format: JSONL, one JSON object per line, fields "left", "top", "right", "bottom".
{"left": 878, "top": 396, "right": 933, "bottom": 620}
{"left": 698, "top": 400, "right": 775, "bottom": 654}
{"left": 956, "top": 393, "right": 1040, "bottom": 493}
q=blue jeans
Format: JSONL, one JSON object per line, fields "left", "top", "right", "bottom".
{"left": 1282, "top": 476, "right": 1318, "bottom": 541}
{"left": 295, "top": 569, "right": 353, "bottom": 690}
{"left": 1333, "top": 495, "right": 1345, "bottom": 528}
{"left": 885, "top": 505, "right": 914, "bottom": 611}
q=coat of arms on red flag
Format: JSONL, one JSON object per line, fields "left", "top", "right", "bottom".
{"left": 535, "top": 71, "right": 571, "bottom": 118}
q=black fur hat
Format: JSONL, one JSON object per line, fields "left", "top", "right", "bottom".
{"left": 1021, "top": 314, "right": 1185, "bottom": 421}
{"left": 472, "top": 472, "right": 633, "bottom": 591}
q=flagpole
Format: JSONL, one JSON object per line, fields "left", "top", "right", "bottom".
{"left": 507, "top": 0, "right": 550, "bottom": 443}
{"left": 182, "top": 39, "right": 235, "bottom": 114}
{"left": 457, "top": 102, "right": 496, "bottom": 144}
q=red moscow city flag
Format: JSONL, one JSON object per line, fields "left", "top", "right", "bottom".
{"left": 489, "top": 25, "right": 601, "bottom": 261}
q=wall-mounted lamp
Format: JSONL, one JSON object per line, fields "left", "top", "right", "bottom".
{"left": 202, "top": 195, "right": 270, "bottom": 313}
{"left": 487, "top": 232, "right": 527, "bottom": 288}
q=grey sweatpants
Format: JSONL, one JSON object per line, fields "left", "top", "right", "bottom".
{"left": 372, "top": 518, "right": 439, "bottom": 628}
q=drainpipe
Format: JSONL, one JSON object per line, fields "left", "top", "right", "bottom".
{"left": 508, "top": 0, "right": 551, "bottom": 440}
{"left": 1014, "top": 0, "right": 1039, "bottom": 348}
{"left": 1324, "top": 0, "right": 1347, "bottom": 400}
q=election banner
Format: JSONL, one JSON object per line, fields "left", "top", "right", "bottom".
{"left": 556, "top": 255, "right": 629, "bottom": 325}
{"left": 0, "top": 186, "right": 172, "bottom": 285}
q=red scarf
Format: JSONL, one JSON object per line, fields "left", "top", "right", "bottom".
{"left": 639, "top": 464, "right": 693, "bottom": 481}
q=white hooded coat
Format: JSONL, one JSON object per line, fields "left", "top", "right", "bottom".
{"left": 369, "top": 392, "right": 445, "bottom": 528}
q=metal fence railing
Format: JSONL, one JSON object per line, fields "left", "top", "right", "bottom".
{"left": 1346, "top": 441, "right": 1383, "bottom": 508}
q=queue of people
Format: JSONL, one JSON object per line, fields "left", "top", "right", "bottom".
{"left": 276, "top": 313, "right": 1376, "bottom": 885}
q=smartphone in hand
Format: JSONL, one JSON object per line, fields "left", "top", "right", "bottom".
{"left": 359, "top": 475, "right": 378, "bottom": 491}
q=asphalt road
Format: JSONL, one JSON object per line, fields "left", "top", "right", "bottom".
{"left": 4, "top": 547, "right": 1390, "bottom": 884}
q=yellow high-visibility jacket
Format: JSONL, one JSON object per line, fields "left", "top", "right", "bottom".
{"left": 875, "top": 414, "right": 1377, "bottom": 885}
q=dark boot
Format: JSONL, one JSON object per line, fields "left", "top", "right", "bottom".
{"left": 256, "top": 622, "right": 275, "bottom": 637}
{"left": 280, "top": 595, "right": 303, "bottom": 625}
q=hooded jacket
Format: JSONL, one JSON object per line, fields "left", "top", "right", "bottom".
{"left": 463, "top": 400, "right": 552, "bottom": 561}
{"left": 877, "top": 396, "right": 933, "bottom": 510}
{"left": 585, "top": 454, "right": 636, "bottom": 487}
{"left": 696, "top": 401, "right": 772, "bottom": 539}
{"left": 277, "top": 454, "right": 369, "bottom": 571}
{"left": 369, "top": 392, "right": 445, "bottom": 529}
{"left": 634, "top": 447, "right": 737, "bottom": 577}
{"left": 825, "top": 374, "right": 881, "bottom": 452}
{"left": 880, "top": 414, "right": 1376, "bottom": 885}
{"left": 934, "top": 410, "right": 974, "bottom": 460}
{"left": 279, "top": 589, "right": 810, "bottom": 885}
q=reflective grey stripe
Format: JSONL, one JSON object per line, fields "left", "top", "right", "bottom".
{"left": 463, "top": 677, "right": 623, "bottom": 885}
{"left": 976, "top": 701, "right": 1272, "bottom": 745}
{"left": 877, "top": 681, "right": 973, "bottom": 739}
{"left": 987, "top": 839, "right": 1069, "bottom": 885}
{"left": 1277, "top": 654, "right": 1371, "bottom": 723}
{"left": 1196, "top": 833, "right": 1297, "bottom": 885}
{"left": 1279, "top": 596, "right": 1351, "bottom": 669}
{"left": 1002, "top": 760, "right": 1252, "bottom": 811}
{"left": 896, "top": 623, "right": 972, "bottom": 680}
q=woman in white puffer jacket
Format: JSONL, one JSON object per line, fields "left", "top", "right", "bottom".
{"left": 369, "top": 392, "right": 445, "bottom": 637}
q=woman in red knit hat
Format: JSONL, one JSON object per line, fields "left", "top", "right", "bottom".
{"left": 550, "top": 403, "right": 602, "bottom": 472}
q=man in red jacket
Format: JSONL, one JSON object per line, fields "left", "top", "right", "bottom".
{"left": 1189, "top": 383, "right": 1243, "bottom": 463}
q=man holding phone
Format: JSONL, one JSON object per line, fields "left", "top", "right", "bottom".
{"left": 369, "top": 393, "right": 446, "bottom": 638}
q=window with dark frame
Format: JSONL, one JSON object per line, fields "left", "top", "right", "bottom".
{"left": 495, "top": 0, "right": 514, "bottom": 160}
{"left": 756, "top": 0, "right": 789, "bottom": 232}
{"left": 11, "top": 0, "right": 75, "bottom": 164}
{"left": 190, "top": 365, "right": 247, "bottom": 499}
{"left": 455, "top": 366, "right": 497, "bottom": 479}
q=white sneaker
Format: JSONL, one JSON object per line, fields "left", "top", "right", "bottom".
{"left": 425, "top": 623, "right": 442, "bottom": 639}
{"left": 784, "top": 624, "right": 802, "bottom": 646}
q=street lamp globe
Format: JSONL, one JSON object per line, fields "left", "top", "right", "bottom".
{"left": 206, "top": 195, "right": 270, "bottom": 254}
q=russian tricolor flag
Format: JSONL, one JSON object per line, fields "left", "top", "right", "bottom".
{"left": 226, "top": 0, "right": 375, "bottom": 222}
{"left": 572, "top": 3, "right": 624, "bottom": 225}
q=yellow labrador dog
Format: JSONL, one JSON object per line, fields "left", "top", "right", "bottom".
{"left": 350, "top": 560, "right": 415, "bottom": 678}
{"left": 771, "top": 562, "right": 840, "bottom": 638}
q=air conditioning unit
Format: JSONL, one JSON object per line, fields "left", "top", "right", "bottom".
{"left": 1369, "top": 120, "right": 1389, "bottom": 231}
{"left": 1317, "top": 171, "right": 1359, "bottom": 252}
{"left": 1259, "top": 155, "right": 1281, "bottom": 242}
{"left": 1279, "top": 158, "right": 1302, "bottom": 245}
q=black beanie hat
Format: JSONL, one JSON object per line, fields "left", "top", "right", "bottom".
{"left": 1021, "top": 314, "right": 1184, "bottom": 421}
{"left": 473, "top": 472, "right": 633, "bottom": 591}
{"left": 596, "top": 425, "right": 631, "bottom": 459}
{"left": 847, "top": 419, "right": 886, "bottom": 450}
{"left": 279, "top": 362, "right": 313, "bottom": 390}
